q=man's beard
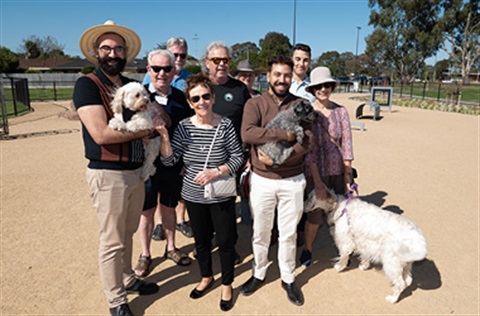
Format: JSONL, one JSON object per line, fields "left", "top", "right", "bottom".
{"left": 269, "top": 82, "right": 289, "bottom": 98}
{"left": 98, "top": 56, "right": 126, "bottom": 76}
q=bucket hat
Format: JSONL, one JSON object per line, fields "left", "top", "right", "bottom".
{"left": 232, "top": 60, "right": 258, "bottom": 76}
{"left": 306, "top": 67, "right": 337, "bottom": 94}
{"left": 79, "top": 20, "right": 141, "bottom": 64}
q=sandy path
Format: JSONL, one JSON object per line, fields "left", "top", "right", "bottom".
{"left": 1, "top": 95, "right": 478, "bottom": 315}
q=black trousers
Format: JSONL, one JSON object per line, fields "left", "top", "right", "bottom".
{"left": 185, "top": 198, "right": 236, "bottom": 285}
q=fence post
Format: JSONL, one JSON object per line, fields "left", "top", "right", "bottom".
{"left": 399, "top": 81, "right": 403, "bottom": 97}
{"left": 437, "top": 81, "right": 442, "bottom": 101}
{"left": 53, "top": 81, "right": 57, "bottom": 101}
{"left": 422, "top": 81, "right": 427, "bottom": 100}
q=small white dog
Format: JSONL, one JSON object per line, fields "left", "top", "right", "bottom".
{"left": 109, "top": 82, "right": 160, "bottom": 180}
{"left": 306, "top": 190, "right": 428, "bottom": 303}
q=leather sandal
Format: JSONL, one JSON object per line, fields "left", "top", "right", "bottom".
{"left": 134, "top": 255, "right": 151, "bottom": 278}
{"left": 164, "top": 248, "right": 192, "bottom": 266}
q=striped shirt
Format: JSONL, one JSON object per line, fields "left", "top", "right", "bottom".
{"left": 161, "top": 116, "right": 245, "bottom": 204}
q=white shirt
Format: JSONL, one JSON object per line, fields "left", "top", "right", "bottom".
{"left": 289, "top": 76, "right": 316, "bottom": 103}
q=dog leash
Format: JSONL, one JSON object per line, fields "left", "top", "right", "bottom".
{"left": 339, "top": 183, "right": 359, "bottom": 225}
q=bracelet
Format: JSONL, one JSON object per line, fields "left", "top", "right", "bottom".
{"left": 217, "top": 167, "right": 222, "bottom": 176}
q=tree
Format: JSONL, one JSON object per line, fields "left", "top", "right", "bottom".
{"left": 20, "top": 35, "right": 65, "bottom": 59}
{"left": 312, "top": 51, "right": 343, "bottom": 76}
{"left": 231, "top": 42, "right": 259, "bottom": 61}
{"left": 434, "top": 59, "right": 452, "bottom": 81}
{"left": 258, "top": 32, "right": 292, "bottom": 67}
{"left": 440, "top": 0, "right": 480, "bottom": 83}
{"left": 367, "top": 0, "right": 443, "bottom": 83}
{"left": 0, "top": 46, "right": 20, "bottom": 73}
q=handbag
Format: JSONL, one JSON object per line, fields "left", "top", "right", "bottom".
{"left": 203, "top": 124, "right": 237, "bottom": 199}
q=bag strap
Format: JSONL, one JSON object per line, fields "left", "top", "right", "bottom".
{"left": 203, "top": 122, "right": 222, "bottom": 170}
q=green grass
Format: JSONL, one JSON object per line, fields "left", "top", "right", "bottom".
{"left": 4, "top": 87, "right": 74, "bottom": 102}
{"left": 392, "top": 82, "right": 479, "bottom": 105}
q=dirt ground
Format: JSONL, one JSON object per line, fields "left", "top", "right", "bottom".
{"left": 1, "top": 94, "right": 479, "bottom": 315}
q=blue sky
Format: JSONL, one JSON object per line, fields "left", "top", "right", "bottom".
{"left": 1, "top": 0, "right": 445, "bottom": 64}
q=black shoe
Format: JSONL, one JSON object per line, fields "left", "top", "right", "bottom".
{"left": 152, "top": 224, "right": 165, "bottom": 241}
{"left": 126, "top": 279, "right": 159, "bottom": 295}
{"left": 190, "top": 277, "right": 215, "bottom": 299}
{"left": 176, "top": 221, "right": 194, "bottom": 238}
{"left": 109, "top": 303, "right": 134, "bottom": 316}
{"left": 299, "top": 249, "right": 312, "bottom": 267}
{"left": 220, "top": 285, "right": 234, "bottom": 311}
{"left": 239, "top": 276, "right": 264, "bottom": 296}
{"left": 281, "top": 281, "right": 304, "bottom": 306}
{"left": 220, "top": 298, "right": 234, "bottom": 311}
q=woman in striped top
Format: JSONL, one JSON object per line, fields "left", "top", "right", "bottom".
{"left": 157, "top": 74, "right": 244, "bottom": 311}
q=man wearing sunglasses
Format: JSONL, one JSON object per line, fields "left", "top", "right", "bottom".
{"left": 143, "top": 37, "right": 191, "bottom": 92}
{"left": 133, "top": 49, "right": 195, "bottom": 278}
{"left": 201, "top": 41, "right": 251, "bottom": 137}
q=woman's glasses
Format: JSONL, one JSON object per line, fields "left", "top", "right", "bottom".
{"left": 208, "top": 57, "right": 230, "bottom": 65}
{"left": 190, "top": 93, "right": 212, "bottom": 103}
{"left": 315, "top": 82, "right": 335, "bottom": 90}
{"left": 150, "top": 65, "right": 173, "bottom": 73}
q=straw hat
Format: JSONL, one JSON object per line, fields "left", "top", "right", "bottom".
{"left": 306, "top": 67, "right": 337, "bottom": 94}
{"left": 79, "top": 20, "right": 141, "bottom": 64}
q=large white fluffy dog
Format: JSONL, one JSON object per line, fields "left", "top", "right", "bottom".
{"left": 108, "top": 82, "right": 160, "bottom": 180}
{"left": 306, "top": 190, "right": 428, "bottom": 303}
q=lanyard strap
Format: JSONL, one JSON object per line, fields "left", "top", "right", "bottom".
{"left": 203, "top": 123, "right": 221, "bottom": 170}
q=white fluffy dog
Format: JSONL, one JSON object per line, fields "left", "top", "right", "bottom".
{"left": 306, "top": 190, "right": 428, "bottom": 303}
{"left": 108, "top": 82, "right": 160, "bottom": 180}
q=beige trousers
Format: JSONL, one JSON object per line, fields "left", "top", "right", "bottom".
{"left": 86, "top": 168, "right": 144, "bottom": 308}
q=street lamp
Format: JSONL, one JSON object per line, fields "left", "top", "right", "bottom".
{"left": 354, "top": 26, "right": 361, "bottom": 78}
{"left": 293, "top": 0, "right": 297, "bottom": 45}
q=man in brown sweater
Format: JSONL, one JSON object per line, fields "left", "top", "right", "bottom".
{"left": 239, "top": 55, "right": 311, "bottom": 306}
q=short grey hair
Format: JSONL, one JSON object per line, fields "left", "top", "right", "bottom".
{"left": 166, "top": 37, "right": 188, "bottom": 51}
{"left": 147, "top": 49, "right": 175, "bottom": 66}
{"left": 201, "top": 41, "right": 232, "bottom": 74}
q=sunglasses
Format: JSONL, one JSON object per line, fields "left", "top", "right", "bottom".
{"left": 208, "top": 57, "right": 230, "bottom": 65}
{"left": 315, "top": 82, "right": 335, "bottom": 90}
{"left": 190, "top": 93, "right": 212, "bottom": 103}
{"left": 99, "top": 45, "right": 125, "bottom": 55}
{"left": 150, "top": 65, "right": 173, "bottom": 73}
{"left": 174, "top": 53, "right": 187, "bottom": 59}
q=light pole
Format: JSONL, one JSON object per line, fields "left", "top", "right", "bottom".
{"left": 354, "top": 26, "right": 361, "bottom": 78}
{"left": 293, "top": 0, "right": 297, "bottom": 45}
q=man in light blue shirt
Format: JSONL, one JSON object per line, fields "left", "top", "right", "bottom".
{"left": 143, "top": 37, "right": 191, "bottom": 91}
{"left": 289, "top": 43, "right": 316, "bottom": 103}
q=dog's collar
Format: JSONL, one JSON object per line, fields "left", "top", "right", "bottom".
{"left": 339, "top": 183, "right": 359, "bottom": 224}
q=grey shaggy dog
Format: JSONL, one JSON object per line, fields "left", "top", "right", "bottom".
{"left": 258, "top": 100, "right": 317, "bottom": 167}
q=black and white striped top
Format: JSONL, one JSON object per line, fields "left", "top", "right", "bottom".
{"left": 161, "top": 116, "right": 245, "bottom": 204}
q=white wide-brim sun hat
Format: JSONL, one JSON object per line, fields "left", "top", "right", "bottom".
{"left": 79, "top": 20, "right": 141, "bottom": 64}
{"left": 306, "top": 67, "right": 337, "bottom": 94}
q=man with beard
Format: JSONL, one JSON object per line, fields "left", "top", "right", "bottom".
{"left": 240, "top": 55, "right": 311, "bottom": 306}
{"left": 73, "top": 21, "right": 159, "bottom": 316}
{"left": 289, "top": 43, "right": 315, "bottom": 103}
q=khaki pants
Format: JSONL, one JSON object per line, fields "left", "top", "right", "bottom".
{"left": 86, "top": 168, "right": 145, "bottom": 308}
{"left": 249, "top": 172, "right": 306, "bottom": 284}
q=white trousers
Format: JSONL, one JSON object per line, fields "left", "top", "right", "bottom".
{"left": 249, "top": 172, "right": 306, "bottom": 283}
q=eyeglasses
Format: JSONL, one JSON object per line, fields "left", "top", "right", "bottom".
{"left": 99, "top": 45, "right": 125, "bottom": 55}
{"left": 189, "top": 93, "right": 212, "bottom": 103}
{"left": 208, "top": 57, "right": 230, "bottom": 65}
{"left": 150, "top": 65, "right": 173, "bottom": 73}
{"left": 315, "top": 82, "right": 335, "bottom": 90}
{"left": 174, "top": 53, "right": 187, "bottom": 59}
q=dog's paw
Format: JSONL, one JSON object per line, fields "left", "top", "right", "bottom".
{"left": 385, "top": 294, "right": 399, "bottom": 304}
{"left": 334, "top": 262, "right": 347, "bottom": 272}
{"left": 109, "top": 118, "right": 126, "bottom": 131}
{"left": 405, "top": 274, "right": 413, "bottom": 286}
{"left": 359, "top": 261, "right": 371, "bottom": 271}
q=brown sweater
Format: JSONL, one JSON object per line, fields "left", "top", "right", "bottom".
{"left": 241, "top": 91, "right": 311, "bottom": 179}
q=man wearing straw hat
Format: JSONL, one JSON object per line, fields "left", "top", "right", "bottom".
{"left": 73, "top": 20, "right": 159, "bottom": 316}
